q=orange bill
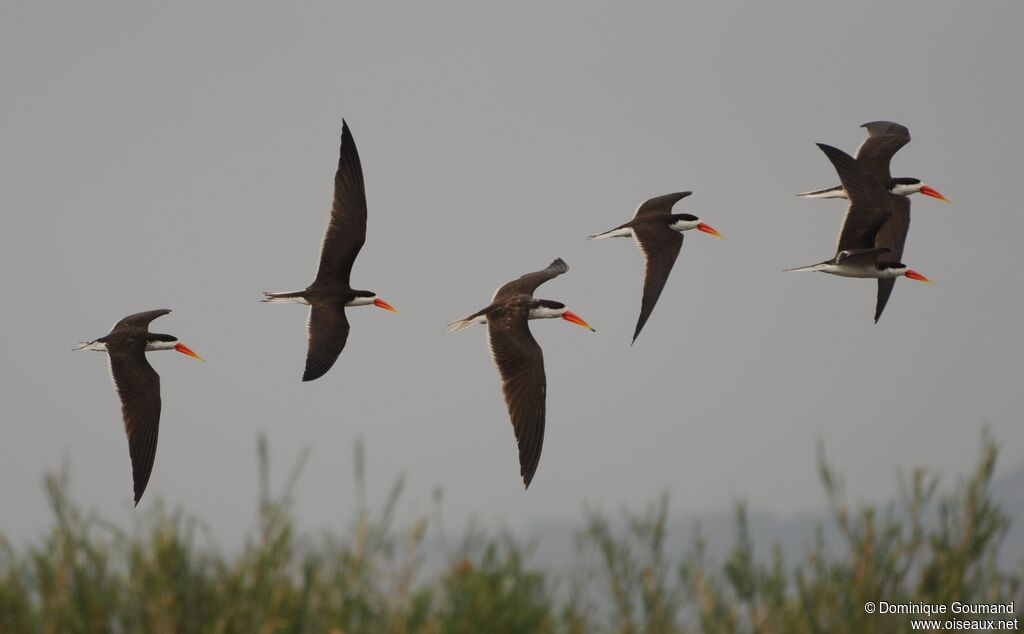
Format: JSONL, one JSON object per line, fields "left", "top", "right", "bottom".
{"left": 697, "top": 223, "right": 726, "bottom": 239}
{"left": 919, "top": 185, "right": 950, "bottom": 203}
{"left": 904, "top": 269, "right": 934, "bottom": 284}
{"left": 562, "top": 310, "right": 595, "bottom": 332}
{"left": 175, "top": 342, "right": 205, "bottom": 361}
{"left": 374, "top": 298, "right": 399, "bottom": 313}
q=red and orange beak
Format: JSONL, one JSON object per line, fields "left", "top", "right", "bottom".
{"left": 904, "top": 269, "right": 934, "bottom": 284}
{"left": 175, "top": 342, "right": 205, "bottom": 362}
{"left": 697, "top": 223, "right": 726, "bottom": 239}
{"left": 920, "top": 185, "right": 950, "bottom": 203}
{"left": 374, "top": 298, "right": 399, "bottom": 313}
{"left": 562, "top": 310, "right": 595, "bottom": 332}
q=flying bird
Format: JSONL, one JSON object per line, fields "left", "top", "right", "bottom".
{"left": 588, "top": 192, "right": 724, "bottom": 343}
{"left": 788, "top": 143, "right": 934, "bottom": 321}
{"left": 784, "top": 247, "right": 932, "bottom": 283}
{"left": 74, "top": 309, "right": 203, "bottom": 505}
{"left": 263, "top": 120, "right": 397, "bottom": 381}
{"left": 448, "top": 258, "right": 594, "bottom": 488}
{"left": 797, "top": 121, "right": 948, "bottom": 202}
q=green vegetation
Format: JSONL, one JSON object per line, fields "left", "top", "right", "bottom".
{"left": 0, "top": 432, "right": 1020, "bottom": 633}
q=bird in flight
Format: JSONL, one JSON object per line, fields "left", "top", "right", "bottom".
{"left": 448, "top": 258, "right": 594, "bottom": 488}
{"left": 74, "top": 309, "right": 203, "bottom": 505}
{"left": 588, "top": 192, "right": 724, "bottom": 343}
{"left": 788, "top": 143, "right": 934, "bottom": 320}
{"left": 797, "top": 121, "right": 948, "bottom": 202}
{"left": 264, "top": 120, "right": 397, "bottom": 381}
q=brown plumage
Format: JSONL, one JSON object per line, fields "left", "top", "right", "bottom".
{"left": 75, "top": 309, "right": 202, "bottom": 505}
{"left": 589, "top": 191, "right": 723, "bottom": 343}
{"left": 449, "top": 259, "right": 593, "bottom": 488}
{"left": 263, "top": 120, "right": 397, "bottom": 382}
{"left": 817, "top": 143, "right": 913, "bottom": 321}
{"left": 854, "top": 120, "right": 912, "bottom": 181}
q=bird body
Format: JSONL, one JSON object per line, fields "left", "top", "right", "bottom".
{"left": 797, "top": 121, "right": 948, "bottom": 203}
{"left": 263, "top": 120, "right": 396, "bottom": 382}
{"left": 785, "top": 247, "right": 932, "bottom": 282}
{"left": 588, "top": 192, "right": 724, "bottom": 343}
{"left": 448, "top": 258, "right": 593, "bottom": 488}
{"left": 790, "top": 142, "right": 934, "bottom": 321}
{"left": 74, "top": 309, "right": 202, "bottom": 505}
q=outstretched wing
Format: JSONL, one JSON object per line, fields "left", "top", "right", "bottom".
{"left": 107, "top": 340, "right": 162, "bottom": 505}
{"left": 110, "top": 309, "right": 171, "bottom": 335}
{"left": 855, "top": 121, "right": 911, "bottom": 181}
{"left": 313, "top": 120, "right": 368, "bottom": 287}
{"left": 487, "top": 304, "right": 547, "bottom": 488}
{"left": 493, "top": 258, "right": 569, "bottom": 302}
{"left": 302, "top": 298, "right": 351, "bottom": 381}
{"left": 816, "top": 144, "right": 891, "bottom": 253}
{"left": 631, "top": 224, "right": 684, "bottom": 344}
{"left": 632, "top": 192, "right": 692, "bottom": 219}
{"left": 873, "top": 197, "right": 911, "bottom": 322}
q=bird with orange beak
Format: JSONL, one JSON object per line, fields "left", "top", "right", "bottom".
{"left": 263, "top": 120, "right": 398, "bottom": 381}
{"left": 791, "top": 141, "right": 937, "bottom": 322}
{"left": 588, "top": 191, "right": 725, "bottom": 343}
{"left": 797, "top": 121, "right": 950, "bottom": 203}
{"left": 447, "top": 258, "right": 594, "bottom": 488}
{"left": 73, "top": 309, "right": 203, "bottom": 505}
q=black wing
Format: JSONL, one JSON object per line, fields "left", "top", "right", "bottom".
{"left": 107, "top": 340, "right": 162, "bottom": 505}
{"left": 302, "top": 297, "right": 351, "bottom": 381}
{"left": 313, "top": 120, "right": 368, "bottom": 287}
{"left": 817, "top": 144, "right": 892, "bottom": 253}
{"left": 487, "top": 304, "right": 547, "bottom": 488}
{"left": 855, "top": 121, "right": 911, "bottom": 181}
{"left": 632, "top": 192, "right": 692, "bottom": 219}
{"left": 110, "top": 309, "right": 171, "bottom": 335}
{"left": 493, "top": 258, "right": 568, "bottom": 302}
{"left": 631, "top": 223, "right": 684, "bottom": 344}
{"left": 873, "top": 197, "right": 911, "bottom": 322}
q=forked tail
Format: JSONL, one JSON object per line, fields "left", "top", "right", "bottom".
{"left": 795, "top": 185, "right": 844, "bottom": 199}
{"left": 447, "top": 311, "right": 488, "bottom": 333}
{"left": 261, "top": 290, "right": 309, "bottom": 304}
{"left": 587, "top": 226, "right": 632, "bottom": 240}
{"left": 783, "top": 262, "right": 827, "bottom": 273}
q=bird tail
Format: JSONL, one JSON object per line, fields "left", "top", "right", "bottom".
{"left": 447, "top": 311, "right": 490, "bottom": 333}
{"left": 262, "top": 290, "right": 309, "bottom": 304}
{"left": 448, "top": 319, "right": 475, "bottom": 333}
{"left": 783, "top": 262, "right": 827, "bottom": 273}
{"left": 795, "top": 185, "right": 845, "bottom": 199}
{"left": 587, "top": 226, "right": 631, "bottom": 240}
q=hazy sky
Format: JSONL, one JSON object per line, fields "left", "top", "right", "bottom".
{"left": 2, "top": 1, "right": 1022, "bottom": 543}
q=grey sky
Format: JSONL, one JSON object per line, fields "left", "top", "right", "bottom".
{"left": 1, "top": 1, "right": 1022, "bottom": 543}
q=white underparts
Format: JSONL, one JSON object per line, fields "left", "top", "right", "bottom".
{"left": 786, "top": 263, "right": 903, "bottom": 279}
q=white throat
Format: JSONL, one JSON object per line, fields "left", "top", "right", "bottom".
{"left": 669, "top": 218, "right": 702, "bottom": 232}
{"left": 346, "top": 295, "right": 378, "bottom": 307}
{"left": 528, "top": 306, "right": 566, "bottom": 320}
{"left": 146, "top": 340, "right": 178, "bottom": 351}
{"left": 890, "top": 183, "right": 923, "bottom": 196}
